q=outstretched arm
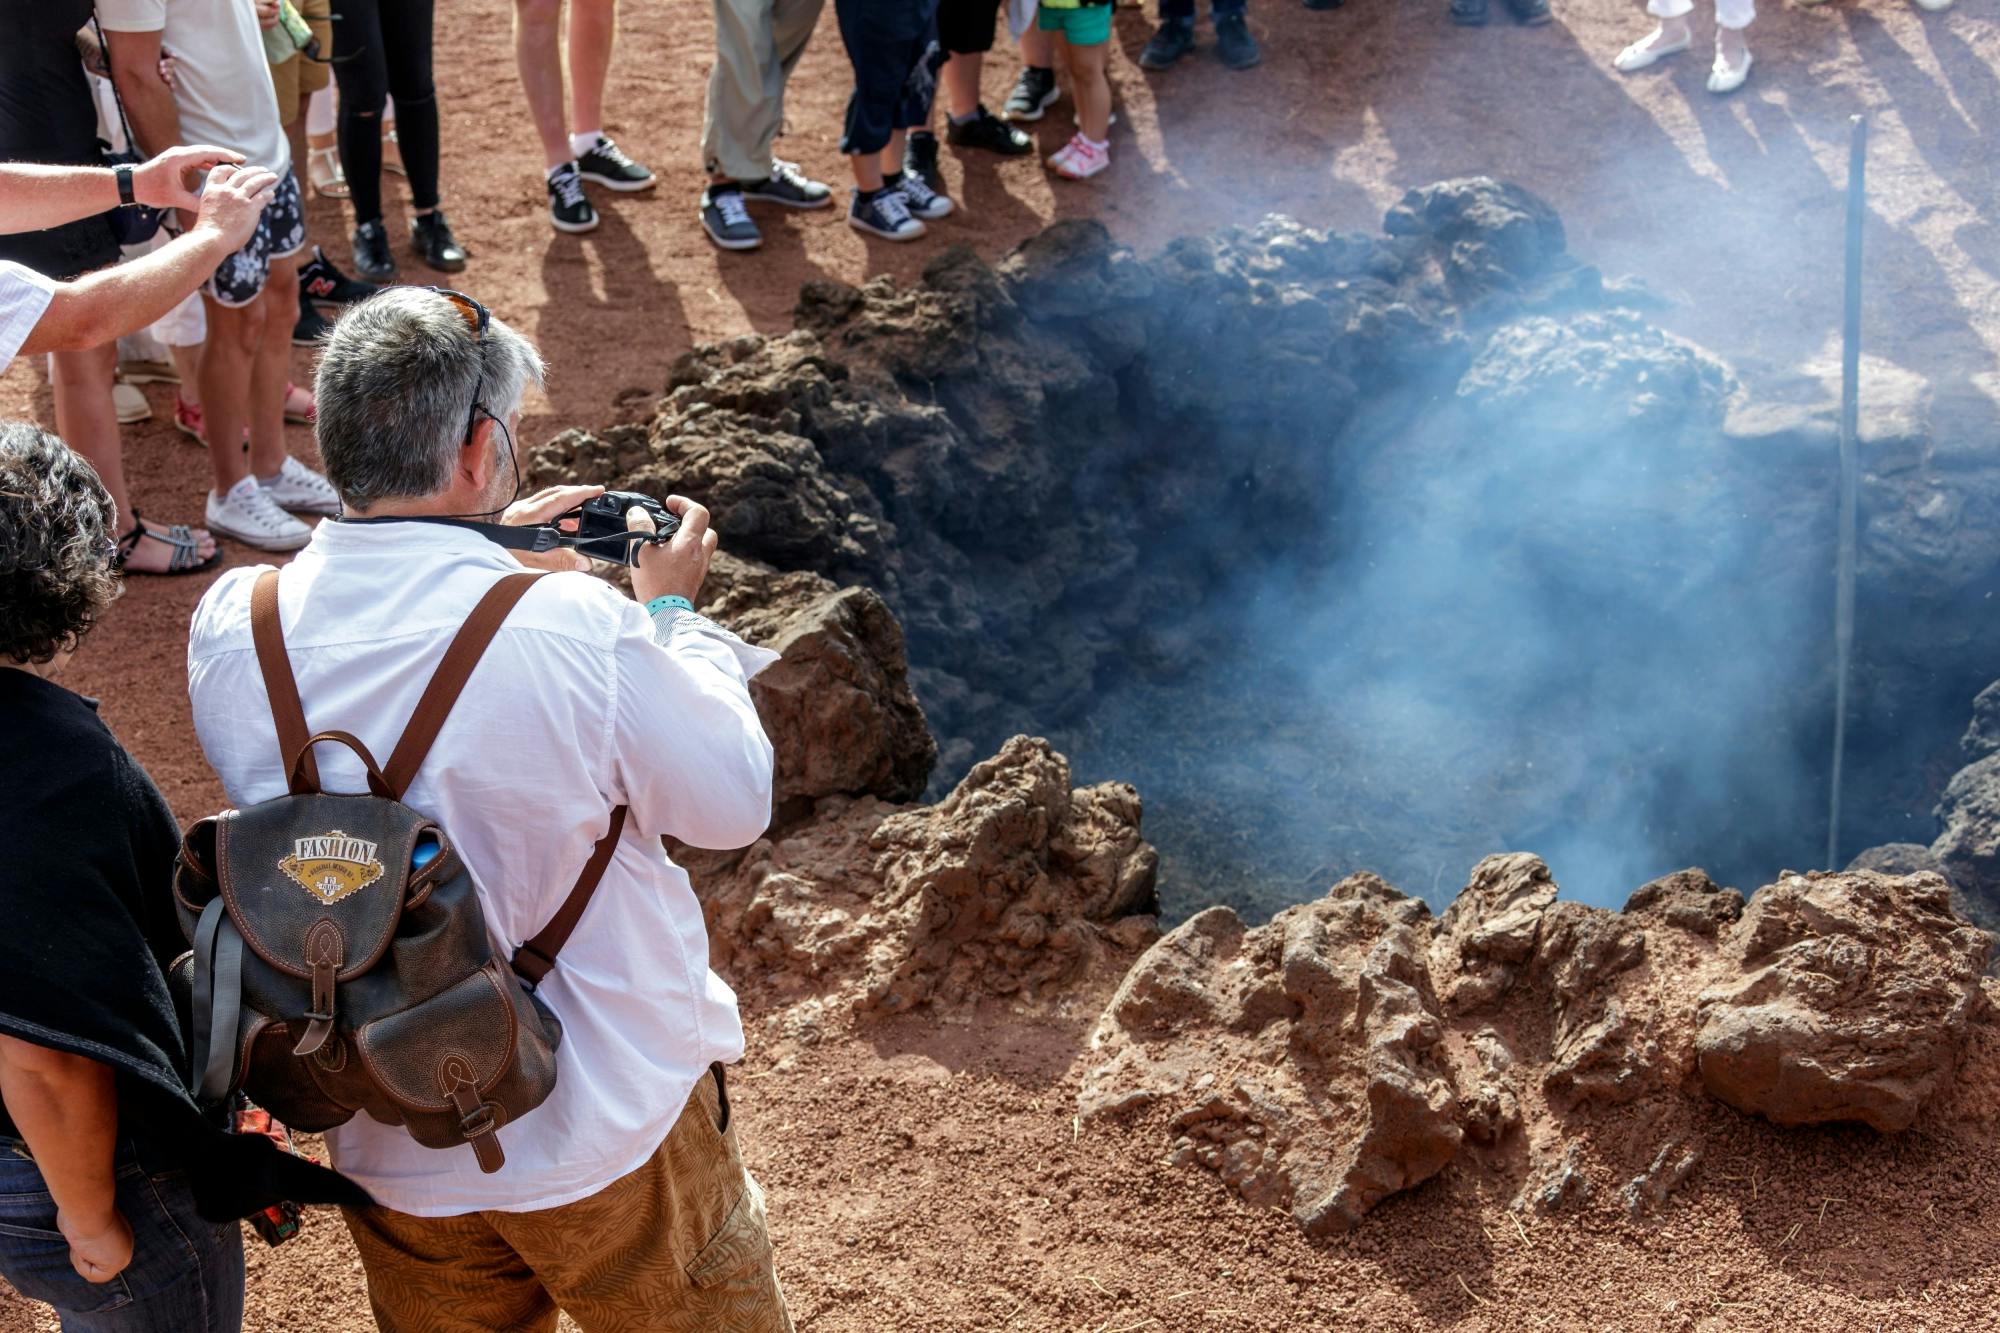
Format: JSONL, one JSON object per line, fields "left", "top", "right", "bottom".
{"left": 0, "top": 147, "right": 245, "bottom": 235}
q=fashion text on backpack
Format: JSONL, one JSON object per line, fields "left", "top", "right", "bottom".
{"left": 172, "top": 569, "right": 629, "bottom": 1173}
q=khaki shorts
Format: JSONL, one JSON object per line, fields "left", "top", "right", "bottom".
{"left": 341, "top": 1066, "right": 793, "bottom": 1333}
{"left": 270, "top": 0, "right": 333, "bottom": 126}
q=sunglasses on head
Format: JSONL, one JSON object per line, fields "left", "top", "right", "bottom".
{"left": 424, "top": 287, "right": 522, "bottom": 517}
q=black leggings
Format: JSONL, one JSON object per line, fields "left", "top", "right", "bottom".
{"left": 330, "top": 0, "right": 440, "bottom": 224}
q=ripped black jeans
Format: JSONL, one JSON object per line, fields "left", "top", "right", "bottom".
{"left": 330, "top": 0, "right": 441, "bottom": 225}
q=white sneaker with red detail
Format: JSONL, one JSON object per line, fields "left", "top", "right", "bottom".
{"left": 1049, "top": 134, "right": 1110, "bottom": 181}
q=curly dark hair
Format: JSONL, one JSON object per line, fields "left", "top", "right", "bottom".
{"left": 0, "top": 420, "right": 120, "bottom": 665}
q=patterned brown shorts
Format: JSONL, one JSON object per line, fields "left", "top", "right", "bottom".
{"left": 341, "top": 1066, "right": 793, "bottom": 1333}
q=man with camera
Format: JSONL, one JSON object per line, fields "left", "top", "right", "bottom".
{"left": 185, "top": 287, "right": 792, "bottom": 1330}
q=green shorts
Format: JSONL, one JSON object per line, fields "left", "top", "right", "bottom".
{"left": 1038, "top": 1, "right": 1113, "bottom": 44}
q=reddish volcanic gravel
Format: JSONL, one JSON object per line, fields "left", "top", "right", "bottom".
{"left": 4, "top": 0, "right": 2000, "bottom": 1327}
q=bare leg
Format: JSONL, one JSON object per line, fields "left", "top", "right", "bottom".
{"left": 200, "top": 295, "right": 262, "bottom": 497}
{"left": 53, "top": 342, "right": 216, "bottom": 570}
{"left": 168, "top": 341, "right": 203, "bottom": 410}
{"left": 850, "top": 153, "right": 886, "bottom": 191}
{"left": 514, "top": 0, "right": 572, "bottom": 169}
{"left": 249, "top": 255, "right": 301, "bottom": 483}
{"left": 943, "top": 51, "right": 983, "bottom": 120}
{"left": 567, "top": 0, "right": 618, "bottom": 134}
{"left": 1020, "top": 26, "right": 1056, "bottom": 68}
{"left": 879, "top": 129, "right": 907, "bottom": 179}
{"left": 1069, "top": 43, "right": 1110, "bottom": 141}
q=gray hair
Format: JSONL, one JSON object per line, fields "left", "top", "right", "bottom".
{"left": 0, "top": 419, "right": 119, "bottom": 665}
{"left": 313, "top": 288, "right": 546, "bottom": 510}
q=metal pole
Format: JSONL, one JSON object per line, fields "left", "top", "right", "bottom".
{"left": 1828, "top": 114, "right": 1867, "bottom": 871}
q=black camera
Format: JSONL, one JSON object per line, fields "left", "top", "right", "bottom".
{"left": 548, "top": 490, "right": 683, "bottom": 566}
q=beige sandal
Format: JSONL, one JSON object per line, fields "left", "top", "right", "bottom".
{"left": 308, "top": 146, "right": 348, "bottom": 199}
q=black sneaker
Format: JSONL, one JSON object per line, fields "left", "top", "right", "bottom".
{"left": 1215, "top": 14, "right": 1261, "bottom": 67}
{"left": 1140, "top": 19, "right": 1197, "bottom": 70}
{"left": 293, "top": 287, "right": 332, "bottom": 345}
{"left": 946, "top": 105, "right": 1032, "bottom": 156}
{"left": 547, "top": 163, "right": 600, "bottom": 234}
{"left": 885, "top": 170, "right": 953, "bottom": 221}
{"left": 1504, "top": 0, "right": 1551, "bottom": 24}
{"left": 904, "top": 131, "right": 944, "bottom": 194}
{"left": 411, "top": 210, "right": 467, "bottom": 273}
{"left": 576, "top": 136, "right": 655, "bottom": 192}
{"left": 739, "top": 158, "right": 832, "bottom": 209}
{"left": 1003, "top": 66, "right": 1060, "bottom": 121}
{"left": 1303, "top": 0, "right": 1344, "bottom": 9}
{"left": 701, "top": 184, "right": 762, "bottom": 251}
{"left": 298, "top": 245, "right": 378, "bottom": 307}
{"left": 351, "top": 218, "right": 397, "bottom": 282}
{"left": 848, "top": 187, "right": 925, "bottom": 242}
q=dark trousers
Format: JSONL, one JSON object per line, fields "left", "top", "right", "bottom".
{"left": 938, "top": 0, "right": 1003, "bottom": 54}
{"left": 834, "top": 0, "right": 943, "bottom": 156}
{"left": 331, "top": 0, "right": 442, "bottom": 221}
{"left": 1162, "top": 0, "right": 1245, "bottom": 19}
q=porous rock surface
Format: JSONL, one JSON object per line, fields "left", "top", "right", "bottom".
{"left": 1078, "top": 857, "right": 1989, "bottom": 1233}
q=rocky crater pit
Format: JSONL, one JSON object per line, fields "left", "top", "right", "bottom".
{"left": 532, "top": 177, "right": 2000, "bottom": 924}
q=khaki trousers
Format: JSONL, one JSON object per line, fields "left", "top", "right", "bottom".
{"left": 341, "top": 1068, "right": 792, "bottom": 1333}
{"left": 702, "top": 0, "right": 828, "bottom": 181}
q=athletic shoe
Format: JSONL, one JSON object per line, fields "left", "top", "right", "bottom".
{"left": 576, "top": 136, "right": 655, "bottom": 191}
{"left": 351, "top": 220, "right": 397, "bottom": 282}
{"left": 1048, "top": 133, "right": 1111, "bottom": 180}
{"left": 740, "top": 159, "right": 833, "bottom": 209}
{"left": 259, "top": 455, "right": 342, "bottom": 516}
{"left": 112, "top": 381, "right": 150, "bottom": 424}
{"left": 207, "top": 475, "right": 311, "bottom": 551}
{"left": 946, "top": 105, "right": 1033, "bottom": 156}
{"left": 890, "top": 171, "right": 954, "bottom": 221}
{"left": 299, "top": 246, "right": 379, "bottom": 307}
{"left": 1216, "top": 15, "right": 1262, "bottom": 68}
{"left": 1303, "top": 0, "right": 1344, "bottom": 9}
{"left": 1003, "top": 65, "right": 1060, "bottom": 121}
{"left": 1140, "top": 19, "right": 1197, "bottom": 69}
{"left": 1504, "top": 0, "right": 1551, "bottom": 22}
{"left": 411, "top": 210, "right": 468, "bottom": 272}
{"left": 547, "top": 163, "right": 600, "bottom": 234}
{"left": 116, "top": 357, "right": 178, "bottom": 385}
{"left": 701, "top": 185, "right": 762, "bottom": 251}
{"left": 848, "top": 187, "right": 925, "bottom": 242}
{"left": 293, "top": 289, "right": 333, "bottom": 346}
{"left": 904, "top": 131, "right": 945, "bottom": 194}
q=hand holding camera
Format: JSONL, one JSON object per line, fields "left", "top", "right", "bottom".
{"left": 631, "top": 496, "right": 718, "bottom": 606}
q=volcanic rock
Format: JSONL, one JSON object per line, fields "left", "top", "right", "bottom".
{"left": 691, "top": 736, "right": 1159, "bottom": 1020}
{"left": 699, "top": 552, "right": 936, "bottom": 807}
{"left": 1695, "top": 870, "right": 1990, "bottom": 1132}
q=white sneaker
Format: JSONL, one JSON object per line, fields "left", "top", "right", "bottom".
{"left": 207, "top": 475, "right": 311, "bottom": 551}
{"left": 259, "top": 455, "right": 343, "bottom": 516}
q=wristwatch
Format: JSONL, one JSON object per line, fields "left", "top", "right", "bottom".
{"left": 115, "top": 164, "right": 136, "bottom": 207}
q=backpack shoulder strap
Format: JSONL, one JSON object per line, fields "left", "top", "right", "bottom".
{"left": 251, "top": 568, "right": 320, "bottom": 795}
{"left": 512, "top": 803, "right": 628, "bottom": 988}
{"left": 382, "top": 571, "right": 545, "bottom": 800}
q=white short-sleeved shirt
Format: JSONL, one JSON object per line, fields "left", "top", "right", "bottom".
{"left": 96, "top": 0, "right": 290, "bottom": 179}
{"left": 189, "top": 520, "right": 780, "bottom": 1215}
{"left": 0, "top": 261, "right": 57, "bottom": 376}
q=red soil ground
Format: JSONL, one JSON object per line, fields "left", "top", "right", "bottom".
{"left": 5, "top": 0, "right": 2000, "bottom": 1327}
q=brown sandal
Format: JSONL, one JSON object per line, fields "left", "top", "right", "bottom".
{"left": 115, "top": 509, "right": 223, "bottom": 576}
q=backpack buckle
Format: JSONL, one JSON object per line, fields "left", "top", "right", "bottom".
{"left": 459, "top": 1103, "right": 497, "bottom": 1139}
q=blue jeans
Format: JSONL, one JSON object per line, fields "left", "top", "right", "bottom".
{"left": 1161, "top": 0, "right": 1245, "bottom": 19}
{"left": 0, "top": 1137, "right": 243, "bottom": 1332}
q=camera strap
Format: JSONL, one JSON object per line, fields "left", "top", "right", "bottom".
{"left": 338, "top": 514, "right": 563, "bottom": 553}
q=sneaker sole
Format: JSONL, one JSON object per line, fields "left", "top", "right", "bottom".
{"left": 116, "top": 406, "right": 151, "bottom": 425}
{"left": 266, "top": 497, "right": 341, "bottom": 517}
{"left": 117, "top": 366, "right": 179, "bottom": 385}
{"left": 848, "top": 215, "right": 927, "bottom": 242}
{"left": 205, "top": 515, "right": 311, "bottom": 551}
{"left": 741, "top": 192, "right": 835, "bottom": 211}
{"left": 578, "top": 171, "right": 656, "bottom": 192}
{"left": 550, "top": 213, "right": 601, "bottom": 235}
{"left": 702, "top": 221, "right": 764, "bottom": 252}
{"left": 908, "top": 202, "right": 956, "bottom": 221}
{"left": 1003, "top": 89, "right": 1062, "bottom": 121}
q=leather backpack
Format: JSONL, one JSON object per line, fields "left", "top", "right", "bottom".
{"left": 173, "top": 569, "right": 628, "bottom": 1173}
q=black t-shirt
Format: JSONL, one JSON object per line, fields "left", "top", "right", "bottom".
{"left": 0, "top": 0, "right": 121, "bottom": 279}
{"left": 0, "top": 668, "right": 190, "bottom": 1138}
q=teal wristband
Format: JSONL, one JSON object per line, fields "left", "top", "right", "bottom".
{"left": 646, "top": 595, "right": 694, "bottom": 616}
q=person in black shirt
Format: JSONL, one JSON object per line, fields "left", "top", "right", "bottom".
{"left": 0, "top": 419, "right": 362, "bottom": 1330}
